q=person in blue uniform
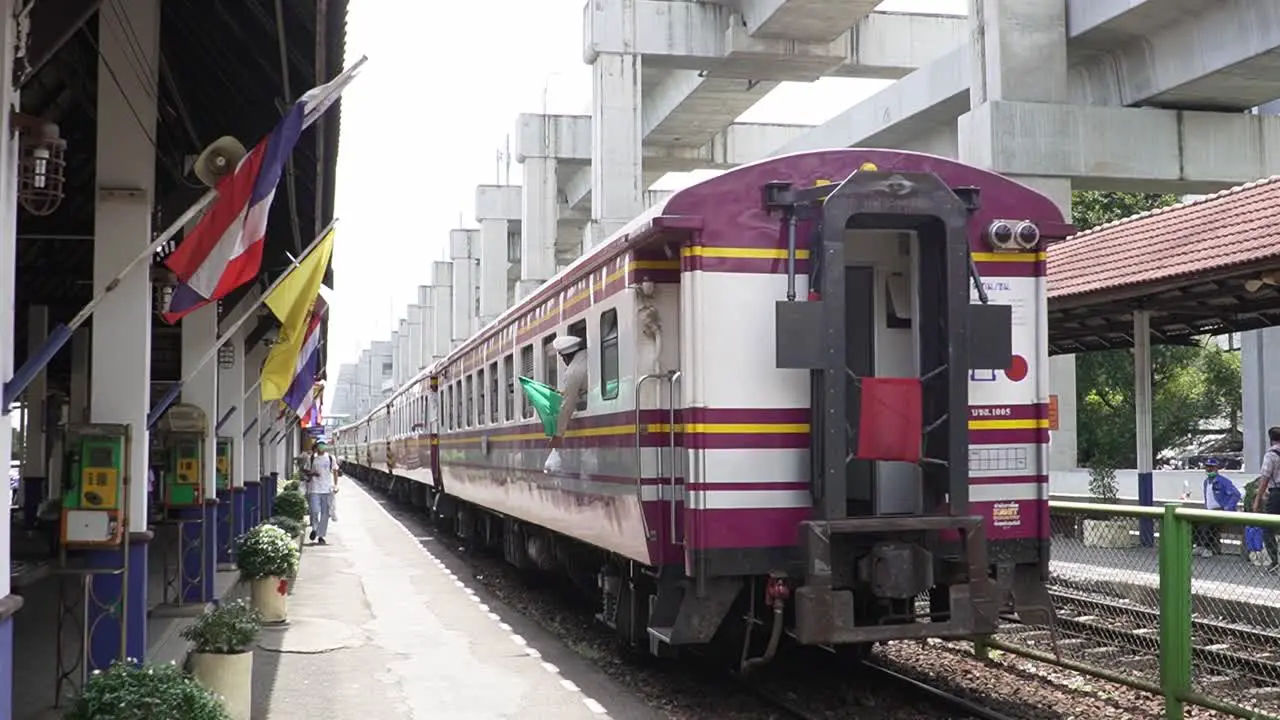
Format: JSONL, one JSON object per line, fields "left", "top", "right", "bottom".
{"left": 1195, "top": 457, "right": 1240, "bottom": 557}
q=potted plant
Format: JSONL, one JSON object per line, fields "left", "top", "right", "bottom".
{"left": 273, "top": 491, "right": 308, "bottom": 524}
{"left": 66, "top": 660, "right": 230, "bottom": 720}
{"left": 181, "top": 599, "right": 261, "bottom": 720}
{"left": 236, "top": 524, "right": 299, "bottom": 623}
{"left": 1081, "top": 462, "right": 1139, "bottom": 548}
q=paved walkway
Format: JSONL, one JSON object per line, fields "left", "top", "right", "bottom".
{"left": 251, "top": 482, "right": 657, "bottom": 720}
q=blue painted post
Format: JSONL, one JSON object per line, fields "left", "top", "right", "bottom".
{"left": 82, "top": 534, "right": 149, "bottom": 671}
{"left": 201, "top": 500, "right": 217, "bottom": 600}
{"left": 0, "top": 606, "right": 12, "bottom": 720}
{"left": 215, "top": 488, "right": 233, "bottom": 566}
{"left": 232, "top": 485, "right": 248, "bottom": 537}
{"left": 1134, "top": 310, "right": 1156, "bottom": 547}
{"left": 244, "top": 479, "right": 261, "bottom": 527}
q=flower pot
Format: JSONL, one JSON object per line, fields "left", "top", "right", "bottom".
{"left": 189, "top": 650, "right": 253, "bottom": 720}
{"left": 249, "top": 576, "right": 289, "bottom": 623}
{"left": 1082, "top": 518, "right": 1139, "bottom": 548}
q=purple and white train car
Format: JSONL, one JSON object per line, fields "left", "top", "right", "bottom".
{"left": 339, "top": 148, "right": 1070, "bottom": 657}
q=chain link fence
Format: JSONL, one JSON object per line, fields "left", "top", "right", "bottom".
{"left": 992, "top": 501, "right": 1280, "bottom": 719}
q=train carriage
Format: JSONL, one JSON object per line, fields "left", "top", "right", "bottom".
{"left": 339, "top": 148, "right": 1070, "bottom": 659}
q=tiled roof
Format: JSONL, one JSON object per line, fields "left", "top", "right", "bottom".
{"left": 1047, "top": 176, "right": 1280, "bottom": 300}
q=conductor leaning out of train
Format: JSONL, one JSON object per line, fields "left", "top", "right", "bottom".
{"left": 545, "top": 335, "right": 590, "bottom": 472}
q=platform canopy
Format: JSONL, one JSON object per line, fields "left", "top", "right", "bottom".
{"left": 14, "top": 0, "right": 349, "bottom": 391}
{"left": 1048, "top": 177, "right": 1280, "bottom": 355}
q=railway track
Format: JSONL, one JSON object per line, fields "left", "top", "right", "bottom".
{"left": 998, "top": 587, "right": 1280, "bottom": 699}
{"left": 741, "top": 660, "right": 1022, "bottom": 720}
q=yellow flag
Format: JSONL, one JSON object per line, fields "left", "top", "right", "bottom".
{"left": 260, "top": 229, "right": 335, "bottom": 402}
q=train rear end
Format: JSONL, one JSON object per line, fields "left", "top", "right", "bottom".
{"left": 759, "top": 161, "right": 1065, "bottom": 646}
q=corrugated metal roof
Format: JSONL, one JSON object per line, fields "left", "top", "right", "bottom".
{"left": 1048, "top": 175, "right": 1280, "bottom": 300}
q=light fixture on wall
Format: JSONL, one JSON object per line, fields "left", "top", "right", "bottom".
{"left": 12, "top": 112, "right": 66, "bottom": 216}
{"left": 218, "top": 345, "right": 235, "bottom": 370}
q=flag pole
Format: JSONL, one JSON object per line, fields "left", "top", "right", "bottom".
{"left": 1, "top": 55, "right": 368, "bottom": 413}
{"left": 146, "top": 219, "right": 337, "bottom": 429}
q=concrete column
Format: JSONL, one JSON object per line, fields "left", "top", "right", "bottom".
{"left": 180, "top": 301, "right": 218, "bottom": 602}
{"left": 521, "top": 158, "right": 558, "bottom": 281}
{"left": 450, "top": 229, "right": 477, "bottom": 345}
{"left": 430, "top": 262, "right": 453, "bottom": 361}
{"left": 0, "top": 0, "right": 21, "bottom": 708}
{"left": 390, "top": 330, "right": 402, "bottom": 387}
{"left": 588, "top": 3, "right": 644, "bottom": 249}
{"left": 417, "top": 287, "right": 433, "bottom": 368}
{"left": 407, "top": 305, "right": 424, "bottom": 373}
{"left": 21, "top": 305, "right": 48, "bottom": 529}
{"left": 479, "top": 219, "right": 510, "bottom": 325}
{"left": 215, "top": 319, "right": 245, "bottom": 567}
{"left": 86, "top": 0, "right": 159, "bottom": 669}
{"left": 959, "top": 0, "right": 1076, "bottom": 471}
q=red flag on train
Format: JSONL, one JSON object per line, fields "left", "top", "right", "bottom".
{"left": 518, "top": 377, "right": 563, "bottom": 437}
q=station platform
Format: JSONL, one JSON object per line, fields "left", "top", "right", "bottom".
{"left": 248, "top": 482, "right": 658, "bottom": 720}
{"left": 1049, "top": 537, "right": 1279, "bottom": 628}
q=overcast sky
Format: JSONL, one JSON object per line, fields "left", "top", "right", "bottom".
{"left": 324, "top": 0, "right": 967, "bottom": 407}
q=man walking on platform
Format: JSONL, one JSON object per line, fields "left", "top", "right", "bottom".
{"left": 1252, "top": 426, "right": 1280, "bottom": 573}
{"left": 306, "top": 439, "right": 339, "bottom": 545}
{"left": 1195, "top": 458, "right": 1240, "bottom": 557}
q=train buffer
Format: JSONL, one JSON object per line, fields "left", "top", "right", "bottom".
{"left": 249, "top": 482, "right": 654, "bottom": 719}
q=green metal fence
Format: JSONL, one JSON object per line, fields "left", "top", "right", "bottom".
{"left": 992, "top": 501, "right": 1280, "bottom": 719}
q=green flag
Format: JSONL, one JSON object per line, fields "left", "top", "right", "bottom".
{"left": 518, "top": 376, "right": 563, "bottom": 437}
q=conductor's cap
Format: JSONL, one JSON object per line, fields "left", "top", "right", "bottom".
{"left": 552, "top": 336, "right": 584, "bottom": 355}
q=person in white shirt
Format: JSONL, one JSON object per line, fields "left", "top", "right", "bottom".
{"left": 306, "top": 440, "right": 339, "bottom": 545}
{"left": 545, "top": 336, "right": 589, "bottom": 472}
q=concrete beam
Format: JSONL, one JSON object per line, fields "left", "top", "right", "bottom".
{"left": 642, "top": 70, "right": 777, "bottom": 147}
{"left": 738, "top": 0, "right": 879, "bottom": 42}
{"left": 959, "top": 100, "right": 1280, "bottom": 193}
{"left": 1067, "top": 0, "right": 1223, "bottom": 47}
{"left": 770, "top": 46, "right": 969, "bottom": 156}
{"left": 561, "top": 121, "right": 810, "bottom": 210}
{"left": 519, "top": 112, "right": 808, "bottom": 167}
{"left": 586, "top": 0, "right": 846, "bottom": 82}
{"left": 1070, "top": 0, "right": 1280, "bottom": 111}
{"left": 777, "top": 2, "right": 1280, "bottom": 156}
{"left": 588, "top": 4, "right": 965, "bottom": 82}
{"left": 475, "top": 184, "right": 522, "bottom": 222}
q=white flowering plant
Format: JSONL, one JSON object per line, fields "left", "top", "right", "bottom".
{"left": 180, "top": 599, "right": 262, "bottom": 654}
{"left": 66, "top": 660, "right": 229, "bottom": 720}
{"left": 235, "top": 524, "right": 299, "bottom": 581}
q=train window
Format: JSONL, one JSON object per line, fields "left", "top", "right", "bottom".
{"left": 457, "top": 379, "right": 466, "bottom": 428}
{"left": 503, "top": 354, "right": 515, "bottom": 422}
{"left": 520, "top": 344, "right": 534, "bottom": 419}
{"left": 488, "top": 361, "right": 499, "bottom": 423}
{"left": 446, "top": 384, "right": 454, "bottom": 431}
{"left": 476, "top": 368, "right": 486, "bottom": 427}
{"left": 600, "top": 309, "right": 619, "bottom": 400}
{"left": 541, "top": 334, "right": 558, "bottom": 390}
{"left": 466, "top": 375, "right": 475, "bottom": 427}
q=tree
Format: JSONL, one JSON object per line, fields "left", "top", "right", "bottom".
{"left": 1070, "top": 191, "right": 1242, "bottom": 468}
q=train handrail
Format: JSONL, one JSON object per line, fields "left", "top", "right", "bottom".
{"left": 635, "top": 373, "right": 665, "bottom": 542}
{"left": 668, "top": 371, "right": 682, "bottom": 545}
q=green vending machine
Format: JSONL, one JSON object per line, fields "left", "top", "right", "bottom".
{"left": 60, "top": 424, "right": 130, "bottom": 549}
{"left": 154, "top": 403, "right": 208, "bottom": 509}
{"left": 216, "top": 437, "right": 232, "bottom": 490}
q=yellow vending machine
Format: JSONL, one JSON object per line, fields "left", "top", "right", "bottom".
{"left": 216, "top": 437, "right": 232, "bottom": 490}
{"left": 155, "top": 403, "right": 207, "bottom": 509}
{"left": 60, "top": 424, "right": 129, "bottom": 548}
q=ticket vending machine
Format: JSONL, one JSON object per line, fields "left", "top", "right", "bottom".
{"left": 60, "top": 424, "right": 129, "bottom": 548}
{"left": 155, "top": 403, "right": 208, "bottom": 509}
{"left": 215, "top": 437, "right": 232, "bottom": 490}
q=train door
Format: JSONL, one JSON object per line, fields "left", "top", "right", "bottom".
{"left": 632, "top": 262, "right": 682, "bottom": 569}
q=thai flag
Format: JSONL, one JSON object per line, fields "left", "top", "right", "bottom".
{"left": 282, "top": 296, "right": 327, "bottom": 417}
{"left": 161, "top": 76, "right": 350, "bottom": 324}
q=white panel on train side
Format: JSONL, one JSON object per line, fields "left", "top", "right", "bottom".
{"left": 967, "top": 275, "right": 1045, "bottom": 408}
{"left": 685, "top": 271, "right": 812, "bottom": 410}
